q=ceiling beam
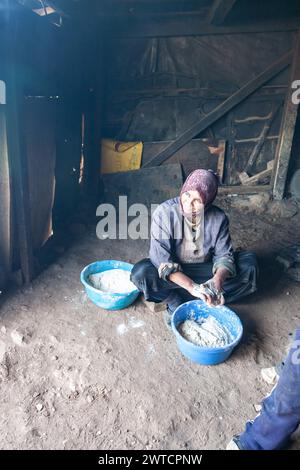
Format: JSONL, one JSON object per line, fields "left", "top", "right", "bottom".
{"left": 95, "top": 0, "right": 209, "bottom": 19}
{"left": 106, "top": 16, "right": 300, "bottom": 38}
{"left": 207, "top": 0, "right": 238, "bottom": 25}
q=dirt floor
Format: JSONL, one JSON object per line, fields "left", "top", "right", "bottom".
{"left": 0, "top": 196, "right": 300, "bottom": 450}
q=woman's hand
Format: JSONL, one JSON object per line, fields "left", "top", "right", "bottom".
{"left": 196, "top": 267, "right": 230, "bottom": 306}
{"left": 191, "top": 280, "right": 224, "bottom": 306}
{"left": 212, "top": 274, "right": 223, "bottom": 293}
{"left": 190, "top": 283, "right": 211, "bottom": 304}
{"left": 168, "top": 268, "right": 230, "bottom": 307}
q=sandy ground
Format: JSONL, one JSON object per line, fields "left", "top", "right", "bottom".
{"left": 0, "top": 200, "right": 300, "bottom": 450}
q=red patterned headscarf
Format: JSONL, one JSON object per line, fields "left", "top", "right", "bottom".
{"left": 180, "top": 169, "right": 219, "bottom": 212}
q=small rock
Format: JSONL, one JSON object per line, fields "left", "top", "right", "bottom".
{"left": 68, "top": 391, "right": 79, "bottom": 399}
{"left": 11, "top": 329, "right": 25, "bottom": 346}
{"left": 1, "top": 326, "right": 6, "bottom": 334}
{"left": 254, "top": 404, "right": 262, "bottom": 412}
{"left": 286, "top": 291, "right": 291, "bottom": 296}
{"left": 269, "top": 200, "right": 298, "bottom": 219}
{"left": 51, "top": 355, "right": 59, "bottom": 361}
{"left": 49, "top": 335, "right": 59, "bottom": 344}
{"left": 87, "top": 395, "right": 94, "bottom": 403}
{"left": 33, "top": 392, "right": 40, "bottom": 398}
{"left": 102, "top": 348, "right": 111, "bottom": 354}
{"left": 36, "top": 403, "right": 44, "bottom": 412}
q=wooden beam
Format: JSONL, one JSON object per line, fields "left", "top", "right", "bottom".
{"left": 144, "top": 50, "right": 293, "bottom": 168}
{"left": 5, "top": 12, "right": 34, "bottom": 284}
{"left": 239, "top": 160, "right": 274, "bottom": 186}
{"left": 244, "top": 104, "right": 280, "bottom": 174}
{"left": 207, "top": 0, "right": 238, "bottom": 25}
{"left": 272, "top": 31, "right": 300, "bottom": 200}
{"left": 95, "top": 0, "right": 209, "bottom": 19}
{"left": 107, "top": 17, "right": 300, "bottom": 38}
{"left": 218, "top": 185, "right": 271, "bottom": 195}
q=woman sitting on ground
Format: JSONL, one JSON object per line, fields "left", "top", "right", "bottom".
{"left": 130, "top": 169, "right": 258, "bottom": 324}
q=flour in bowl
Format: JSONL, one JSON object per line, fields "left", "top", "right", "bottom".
{"left": 179, "top": 316, "right": 232, "bottom": 348}
{"left": 89, "top": 269, "right": 136, "bottom": 294}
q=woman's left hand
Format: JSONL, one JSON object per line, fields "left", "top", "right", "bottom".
{"left": 212, "top": 274, "right": 223, "bottom": 293}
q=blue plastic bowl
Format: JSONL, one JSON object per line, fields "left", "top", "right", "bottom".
{"left": 80, "top": 260, "right": 140, "bottom": 310}
{"left": 171, "top": 300, "right": 243, "bottom": 365}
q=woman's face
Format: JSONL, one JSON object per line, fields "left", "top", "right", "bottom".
{"left": 181, "top": 190, "right": 204, "bottom": 215}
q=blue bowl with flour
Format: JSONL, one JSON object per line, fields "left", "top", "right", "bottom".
{"left": 80, "top": 260, "right": 140, "bottom": 310}
{"left": 171, "top": 300, "right": 243, "bottom": 365}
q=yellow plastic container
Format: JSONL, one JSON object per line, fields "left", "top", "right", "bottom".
{"left": 101, "top": 139, "right": 143, "bottom": 174}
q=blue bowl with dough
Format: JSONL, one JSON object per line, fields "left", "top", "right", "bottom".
{"left": 80, "top": 260, "right": 140, "bottom": 310}
{"left": 171, "top": 300, "right": 243, "bottom": 365}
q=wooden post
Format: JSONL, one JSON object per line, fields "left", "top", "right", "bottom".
{"left": 144, "top": 50, "right": 293, "bottom": 168}
{"left": 5, "top": 12, "right": 34, "bottom": 284}
{"left": 272, "top": 31, "right": 300, "bottom": 200}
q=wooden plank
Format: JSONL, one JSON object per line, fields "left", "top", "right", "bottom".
{"left": 272, "top": 30, "right": 300, "bottom": 200}
{"left": 244, "top": 104, "right": 280, "bottom": 174}
{"left": 143, "top": 50, "right": 293, "bottom": 168}
{"left": 218, "top": 185, "right": 271, "bottom": 195}
{"left": 207, "top": 0, "right": 238, "bottom": 25}
{"left": 107, "top": 17, "right": 300, "bottom": 38}
{"left": 239, "top": 160, "right": 274, "bottom": 185}
{"left": 216, "top": 141, "right": 226, "bottom": 183}
{"left": 5, "top": 15, "right": 34, "bottom": 284}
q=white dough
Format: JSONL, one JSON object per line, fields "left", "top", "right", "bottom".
{"left": 179, "top": 316, "right": 232, "bottom": 348}
{"left": 89, "top": 269, "right": 136, "bottom": 294}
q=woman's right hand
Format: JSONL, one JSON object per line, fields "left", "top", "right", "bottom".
{"left": 190, "top": 282, "right": 224, "bottom": 307}
{"left": 190, "top": 283, "right": 210, "bottom": 304}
